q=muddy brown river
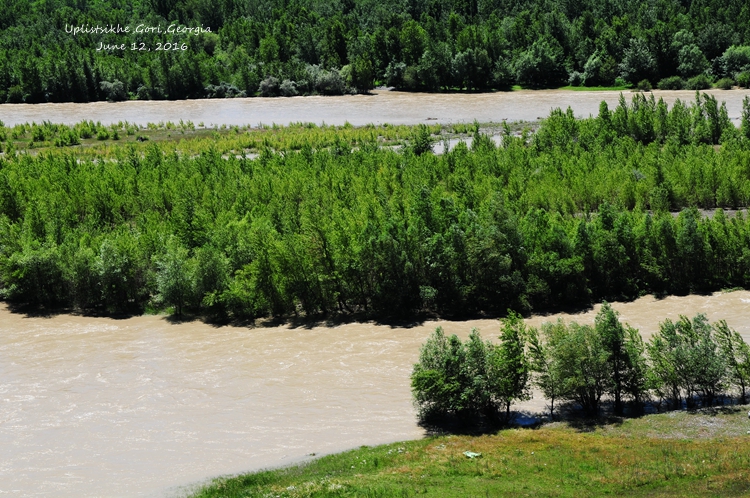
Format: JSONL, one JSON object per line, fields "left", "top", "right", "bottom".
{"left": 2, "top": 292, "right": 750, "bottom": 496}
{"left": 2, "top": 88, "right": 750, "bottom": 128}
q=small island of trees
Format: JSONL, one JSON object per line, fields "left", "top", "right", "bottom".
{"left": 2, "top": 93, "right": 750, "bottom": 320}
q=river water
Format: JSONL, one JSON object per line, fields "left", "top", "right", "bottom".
{"left": 2, "top": 88, "right": 750, "bottom": 128}
{"left": 2, "top": 291, "right": 750, "bottom": 497}
{"left": 3, "top": 89, "right": 750, "bottom": 496}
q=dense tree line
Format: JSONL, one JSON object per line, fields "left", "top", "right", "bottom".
{"left": 411, "top": 305, "right": 750, "bottom": 423}
{"left": 4, "top": 0, "right": 750, "bottom": 102}
{"left": 2, "top": 94, "right": 750, "bottom": 317}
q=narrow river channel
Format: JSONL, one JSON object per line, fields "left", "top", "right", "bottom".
{"left": 2, "top": 88, "right": 750, "bottom": 128}
{"left": 2, "top": 291, "right": 749, "bottom": 496}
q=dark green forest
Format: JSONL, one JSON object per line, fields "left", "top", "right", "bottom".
{"left": 4, "top": 0, "right": 750, "bottom": 102}
{"left": 2, "top": 93, "right": 750, "bottom": 318}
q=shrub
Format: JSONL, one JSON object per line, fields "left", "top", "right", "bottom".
{"left": 155, "top": 238, "right": 194, "bottom": 315}
{"left": 715, "top": 77, "right": 734, "bottom": 90}
{"left": 315, "top": 70, "right": 345, "bottom": 95}
{"left": 0, "top": 246, "right": 65, "bottom": 305}
{"left": 658, "top": 76, "right": 685, "bottom": 90}
{"left": 411, "top": 327, "right": 471, "bottom": 420}
{"left": 568, "top": 71, "right": 583, "bottom": 87}
{"left": 54, "top": 129, "right": 80, "bottom": 147}
{"left": 258, "top": 76, "right": 280, "bottom": 97}
{"left": 279, "top": 79, "right": 298, "bottom": 97}
{"left": 409, "top": 124, "right": 433, "bottom": 156}
{"left": 636, "top": 79, "right": 652, "bottom": 91}
{"left": 99, "top": 80, "right": 127, "bottom": 101}
{"left": 685, "top": 74, "right": 711, "bottom": 90}
{"left": 136, "top": 85, "right": 150, "bottom": 100}
{"left": 7, "top": 85, "right": 24, "bottom": 103}
{"left": 205, "top": 82, "right": 244, "bottom": 98}
{"left": 737, "top": 71, "right": 750, "bottom": 88}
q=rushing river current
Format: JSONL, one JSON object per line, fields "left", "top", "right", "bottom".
{"left": 2, "top": 292, "right": 750, "bottom": 497}
{"left": 2, "top": 88, "right": 750, "bottom": 128}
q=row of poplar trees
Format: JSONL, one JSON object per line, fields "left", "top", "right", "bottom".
{"left": 411, "top": 305, "right": 750, "bottom": 423}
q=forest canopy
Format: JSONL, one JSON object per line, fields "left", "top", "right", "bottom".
{"left": 3, "top": 0, "right": 750, "bottom": 102}
{"left": 2, "top": 93, "right": 750, "bottom": 319}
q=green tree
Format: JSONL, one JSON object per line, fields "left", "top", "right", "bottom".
{"left": 96, "top": 236, "right": 141, "bottom": 314}
{"left": 622, "top": 326, "right": 649, "bottom": 414}
{"left": 400, "top": 20, "right": 427, "bottom": 66}
{"left": 619, "top": 38, "right": 656, "bottom": 84}
{"left": 410, "top": 124, "right": 433, "bottom": 156}
{"left": 528, "top": 324, "right": 563, "bottom": 420}
{"left": 488, "top": 312, "right": 531, "bottom": 421}
{"left": 741, "top": 96, "right": 750, "bottom": 140}
{"left": 677, "top": 45, "right": 709, "bottom": 78}
{"left": 411, "top": 327, "right": 469, "bottom": 421}
{"left": 514, "top": 38, "right": 566, "bottom": 88}
{"left": 594, "top": 302, "right": 626, "bottom": 414}
{"left": 349, "top": 56, "right": 374, "bottom": 92}
{"left": 546, "top": 320, "right": 611, "bottom": 416}
{"left": 155, "top": 238, "right": 193, "bottom": 315}
{"left": 714, "top": 320, "right": 750, "bottom": 404}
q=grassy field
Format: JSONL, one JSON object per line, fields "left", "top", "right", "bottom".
{"left": 189, "top": 406, "right": 750, "bottom": 497}
{"left": 557, "top": 85, "right": 632, "bottom": 92}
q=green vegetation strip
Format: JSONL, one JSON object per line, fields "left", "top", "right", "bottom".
{"left": 190, "top": 409, "right": 750, "bottom": 497}
{"left": 3, "top": 94, "right": 750, "bottom": 319}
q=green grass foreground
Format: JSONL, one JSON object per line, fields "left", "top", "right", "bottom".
{"left": 190, "top": 407, "right": 750, "bottom": 498}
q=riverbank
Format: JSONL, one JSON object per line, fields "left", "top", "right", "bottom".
{"left": 187, "top": 405, "right": 750, "bottom": 497}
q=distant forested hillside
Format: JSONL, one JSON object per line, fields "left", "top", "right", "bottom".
{"left": 2, "top": 0, "right": 750, "bottom": 102}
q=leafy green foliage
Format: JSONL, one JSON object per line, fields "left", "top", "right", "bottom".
{"left": 411, "top": 319, "right": 530, "bottom": 424}
{"left": 155, "top": 237, "right": 193, "bottom": 315}
{"left": 636, "top": 79, "right": 651, "bottom": 92}
{"left": 716, "top": 77, "right": 735, "bottom": 90}
{"left": 542, "top": 320, "right": 610, "bottom": 416}
{"left": 416, "top": 309, "right": 749, "bottom": 424}
{"left": 5, "top": 1, "right": 750, "bottom": 101}
{"left": 714, "top": 320, "right": 750, "bottom": 404}
{"left": 619, "top": 38, "right": 656, "bottom": 84}
{"left": 658, "top": 76, "right": 684, "bottom": 90}
{"left": 685, "top": 74, "right": 712, "bottom": 90}
{"left": 647, "top": 315, "right": 728, "bottom": 408}
{"left": 1, "top": 94, "right": 750, "bottom": 317}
